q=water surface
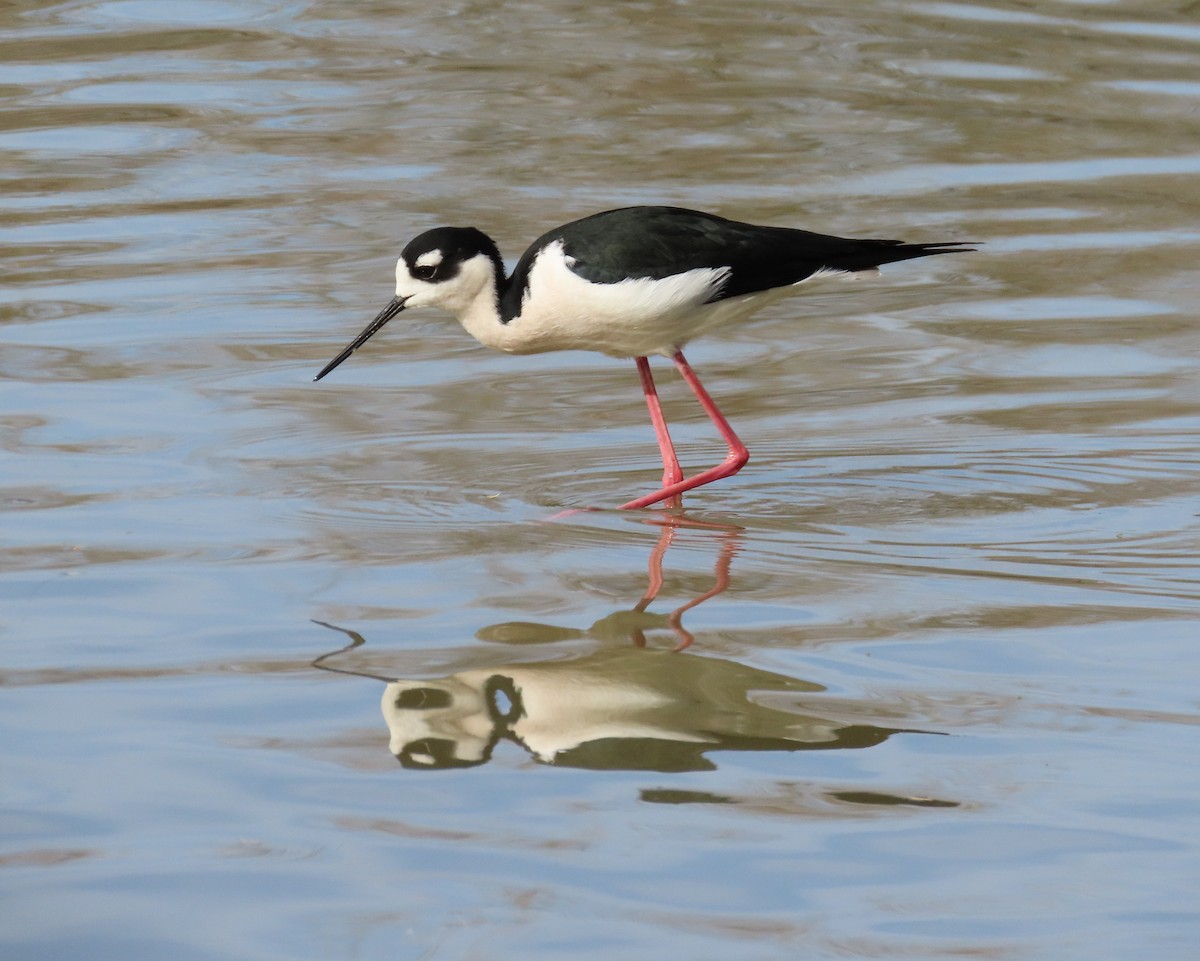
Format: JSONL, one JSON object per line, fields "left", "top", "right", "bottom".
{"left": 3, "top": 1, "right": 1199, "bottom": 959}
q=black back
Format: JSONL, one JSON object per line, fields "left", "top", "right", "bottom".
{"left": 499, "top": 206, "right": 971, "bottom": 322}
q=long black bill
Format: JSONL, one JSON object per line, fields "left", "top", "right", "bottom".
{"left": 314, "top": 295, "right": 408, "bottom": 382}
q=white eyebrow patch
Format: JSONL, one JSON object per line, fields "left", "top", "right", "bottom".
{"left": 415, "top": 250, "right": 443, "bottom": 268}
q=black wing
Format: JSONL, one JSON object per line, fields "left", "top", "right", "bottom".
{"left": 501, "top": 206, "right": 971, "bottom": 320}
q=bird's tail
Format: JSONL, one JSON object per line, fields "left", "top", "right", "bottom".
{"left": 828, "top": 239, "right": 978, "bottom": 274}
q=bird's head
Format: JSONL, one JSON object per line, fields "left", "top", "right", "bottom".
{"left": 314, "top": 225, "right": 504, "bottom": 382}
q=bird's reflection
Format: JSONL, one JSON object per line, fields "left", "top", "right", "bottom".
{"left": 312, "top": 516, "right": 928, "bottom": 771}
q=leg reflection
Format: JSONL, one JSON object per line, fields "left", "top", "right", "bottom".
{"left": 629, "top": 514, "right": 741, "bottom": 651}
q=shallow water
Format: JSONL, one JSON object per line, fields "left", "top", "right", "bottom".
{"left": 3, "top": 1, "right": 1199, "bottom": 958}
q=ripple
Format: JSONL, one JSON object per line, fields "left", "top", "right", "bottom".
{"left": 954, "top": 296, "right": 1175, "bottom": 322}
{"left": 1105, "top": 80, "right": 1200, "bottom": 98}
{"left": 0, "top": 121, "right": 199, "bottom": 155}
{"left": 834, "top": 154, "right": 1200, "bottom": 196}
{"left": 892, "top": 59, "right": 1054, "bottom": 82}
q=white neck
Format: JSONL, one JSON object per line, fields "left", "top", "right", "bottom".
{"left": 426, "top": 253, "right": 518, "bottom": 352}
{"left": 455, "top": 274, "right": 512, "bottom": 352}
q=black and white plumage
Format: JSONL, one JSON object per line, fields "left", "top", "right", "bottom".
{"left": 316, "top": 206, "right": 973, "bottom": 510}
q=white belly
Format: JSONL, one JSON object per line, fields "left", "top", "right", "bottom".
{"left": 452, "top": 241, "right": 847, "bottom": 358}
{"left": 501, "top": 242, "right": 750, "bottom": 357}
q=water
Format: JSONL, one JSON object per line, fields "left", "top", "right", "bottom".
{"left": 3, "top": 1, "right": 1199, "bottom": 958}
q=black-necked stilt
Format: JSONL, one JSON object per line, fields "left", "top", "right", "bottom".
{"left": 316, "top": 206, "right": 973, "bottom": 510}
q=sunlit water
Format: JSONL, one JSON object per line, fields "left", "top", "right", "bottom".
{"left": 3, "top": 1, "right": 1199, "bottom": 958}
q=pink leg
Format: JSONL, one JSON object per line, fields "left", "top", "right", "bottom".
{"left": 619, "top": 350, "right": 750, "bottom": 511}
{"left": 635, "top": 356, "right": 684, "bottom": 492}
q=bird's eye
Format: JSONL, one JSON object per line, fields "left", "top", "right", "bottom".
{"left": 412, "top": 264, "right": 436, "bottom": 281}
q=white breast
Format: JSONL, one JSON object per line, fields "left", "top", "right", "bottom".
{"left": 501, "top": 242, "right": 735, "bottom": 357}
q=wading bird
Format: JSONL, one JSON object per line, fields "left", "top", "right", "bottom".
{"left": 315, "top": 206, "right": 972, "bottom": 509}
